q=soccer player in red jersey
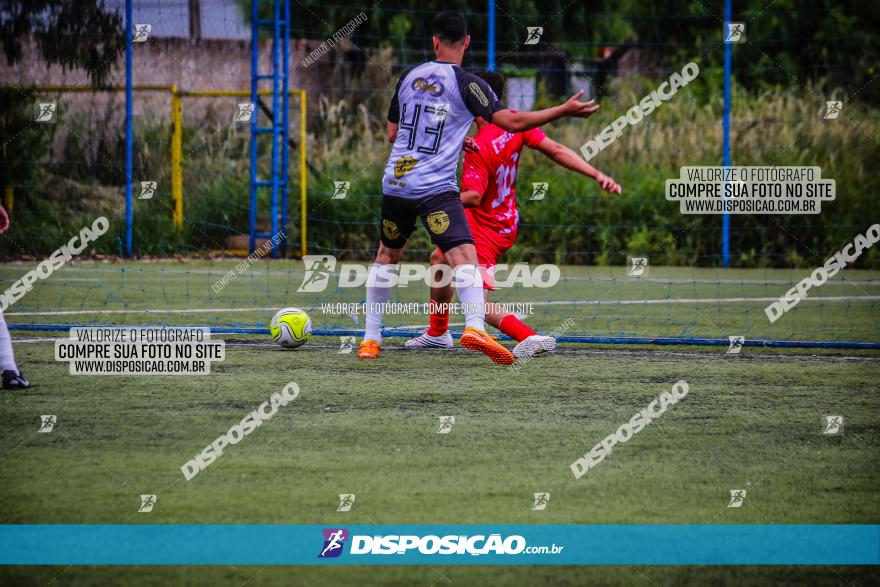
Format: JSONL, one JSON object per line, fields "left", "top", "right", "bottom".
{"left": 405, "top": 71, "right": 621, "bottom": 358}
{"left": 358, "top": 11, "right": 601, "bottom": 365}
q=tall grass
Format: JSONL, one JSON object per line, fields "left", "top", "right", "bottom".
{"left": 313, "top": 79, "right": 880, "bottom": 267}
{"left": 3, "top": 78, "right": 878, "bottom": 267}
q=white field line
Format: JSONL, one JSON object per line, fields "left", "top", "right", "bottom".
{"left": 0, "top": 276, "right": 101, "bottom": 282}
{"left": 5, "top": 295, "right": 879, "bottom": 317}
{"left": 512, "top": 295, "right": 880, "bottom": 306}
{"left": 563, "top": 276, "right": 880, "bottom": 286}
{"left": 28, "top": 265, "right": 880, "bottom": 286}
{"left": 10, "top": 337, "right": 879, "bottom": 360}
{"left": 5, "top": 307, "right": 281, "bottom": 316}
{"left": 396, "top": 321, "right": 466, "bottom": 331}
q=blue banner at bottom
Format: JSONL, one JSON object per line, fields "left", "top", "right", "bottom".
{"left": 1, "top": 525, "right": 877, "bottom": 565}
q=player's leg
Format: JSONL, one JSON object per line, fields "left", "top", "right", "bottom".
{"left": 358, "top": 196, "right": 416, "bottom": 359}
{"left": 0, "top": 311, "right": 29, "bottom": 390}
{"left": 359, "top": 243, "right": 403, "bottom": 359}
{"left": 404, "top": 247, "right": 454, "bottom": 348}
{"left": 478, "top": 241, "right": 556, "bottom": 359}
{"left": 498, "top": 314, "right": 557, "bottom": 359}
{"left": 407, "top": 254, "right": 507, "bottom": 350}
{"left": 418, "top": 192, "right": 513, "bottom": 365}
{"left": 428, "top": 247, "right": 454, "bottom": 333}
{"left": 443, "top": 242, "right": 486, "bottom": 331}
{"left": 472, "top": 239, "right": 507, "bottom": 332}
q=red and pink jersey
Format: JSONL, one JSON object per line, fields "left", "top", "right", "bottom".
{"left": 461, "top": 122, "right": 546, "bottom": 251}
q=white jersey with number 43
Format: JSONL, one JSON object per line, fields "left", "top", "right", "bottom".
{"left": 383, "top": 61, "right": 503, "bottom": 198}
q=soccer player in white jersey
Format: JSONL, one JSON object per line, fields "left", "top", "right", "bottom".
{"left": 359, "top": 11, "right": 600, "bottom": 364}
{"left": 0, "top": 203, "right": 29, "bottom": 389}
{"left": 405, "top": 71, "right": 621, "bottom": 358}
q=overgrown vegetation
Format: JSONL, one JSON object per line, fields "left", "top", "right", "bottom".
{"left": 0, "top": 97, "right": 278, "bottom": 257}
{"left": 243, "top": 0, "right": 880, "bottom": 102}
{"left": 1, "top": 77, "right": 878, "bottom": 267}
{"left": 306, "top": 77, "right": 880, "bottom": 268}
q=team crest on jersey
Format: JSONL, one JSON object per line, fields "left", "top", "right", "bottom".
{"left": 426, "top": 211, "right": 450, "bottom": 235}
{"left": 382, "top": 219, "right": 400, "bottom": 240}
{"left": 394, "top": 156, "right": 418, "bottom": 179}
{"left": 468, "top": 82, "right": 489, "bottom": 107}
{"left": 491, "top": 131, "right": 515, "bottom": 154}
{"left": 411, "top": 76, "right": 445, "bottom": 97}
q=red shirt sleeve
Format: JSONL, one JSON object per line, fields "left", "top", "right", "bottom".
{"left": 461, "top": 148, "right": 490, "bottom": 197}
{"left": 523, "top": 126, "right": 547, "bottom": 149}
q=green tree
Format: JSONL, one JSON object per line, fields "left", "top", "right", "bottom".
{"left": 2, "top": 0, "right": 123, "bottom": 87}
{"left": 0, "top": 0, "right": 122, "bottom": 219}
{"left": 238, "top": 0, "right": 878, "bottom": 101}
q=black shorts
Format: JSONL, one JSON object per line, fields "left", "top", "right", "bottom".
{"left": 379, "top": 191, "right": 474, "bottom": 253}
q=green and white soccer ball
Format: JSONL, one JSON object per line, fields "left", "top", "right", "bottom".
{"left": 270, "top": 307, "right": 312, "bottom": 348}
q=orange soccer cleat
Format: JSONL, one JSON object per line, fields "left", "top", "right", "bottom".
{"left": 459, "top": 326, "right": 515, "bottom": 365}
{"left": 357, "top": 339, "right": 381, "bottom": 359}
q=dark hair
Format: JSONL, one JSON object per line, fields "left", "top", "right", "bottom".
{"left": 475, "top": 71, "right": 505, "bottom": 100}
{"left": 432, "top": 11, "right": 467, "bottom": 44}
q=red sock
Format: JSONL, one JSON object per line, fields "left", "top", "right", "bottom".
{"left": 498, "top": 314, "right": 536, "bottom": 342}
{"left": 427, "top": 300, "right": 449, "bottom": 336}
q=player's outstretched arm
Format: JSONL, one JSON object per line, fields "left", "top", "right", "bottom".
{"left": 491, "top": 91, "right": 599, "bottom": 133}
{"left": 459, "top": 189, "right": 482, "bottom": 208}
{"left": 387, "top": 122, "right": 398, "bottom": 143}
{"left": 534, "top": 137, "right": 622, "bottom": 194}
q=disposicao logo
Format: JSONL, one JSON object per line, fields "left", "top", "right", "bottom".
{"left": 319, "top": 528, "right": 349, "bottom": 558}
{"left": 316, "top": 529, "right": 565, "bottom": 559}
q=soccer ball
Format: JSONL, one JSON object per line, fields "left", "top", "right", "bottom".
{"left": 270, "top": 307, "right": 312, "bottom": 348}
